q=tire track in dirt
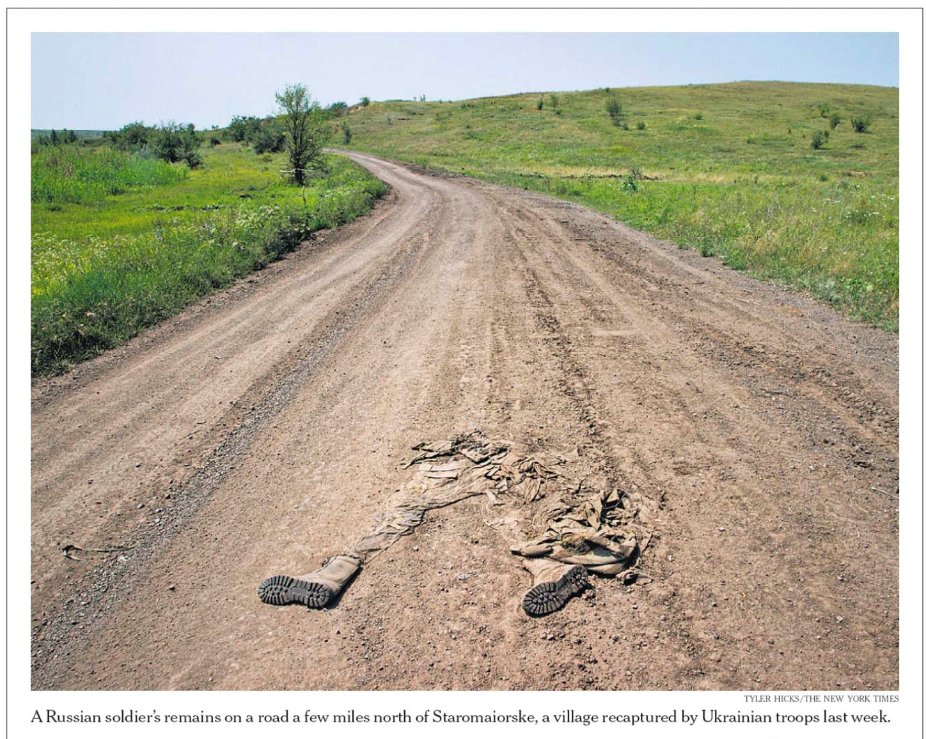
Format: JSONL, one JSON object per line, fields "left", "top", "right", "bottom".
{"left": 482, "top": 186, "right": 897, "bottom": 688}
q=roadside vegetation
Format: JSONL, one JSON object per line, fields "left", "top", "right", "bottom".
{"left": 343, "top": 82, "right": 898, "bottom": 330}
{"left": 32, "top": 91, "right": 387, "bottom": 376}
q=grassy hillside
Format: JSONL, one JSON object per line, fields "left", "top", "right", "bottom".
{"left": 344, "top": 82, "right": 898, "bottom": 329}
{"left": 32, "top": 143, "right": 387, "bottom": 375}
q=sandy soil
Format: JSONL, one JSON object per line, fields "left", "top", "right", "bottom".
{"left": 31, "top": 152, "right": 898, "bottom": 691}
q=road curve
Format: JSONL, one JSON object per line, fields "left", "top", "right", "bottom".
{"left": 32, "top": 152, "right": 898, "bottom": 690}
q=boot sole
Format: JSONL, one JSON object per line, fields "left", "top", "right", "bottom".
{"left": 257, "top": 575, "right": 334, "bottom": 609}
{"left": 522, "top": 565, "right": 588, "bottom": 617}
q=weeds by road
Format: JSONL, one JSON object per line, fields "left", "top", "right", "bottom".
{"left": 32, "top": 144, "right": 387, "bottom": 375}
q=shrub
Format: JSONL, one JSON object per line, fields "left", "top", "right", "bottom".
{"left": 851, "top": 115, "right": 871, "bottom": 133}
{"left": 110, "top": 121, "right": 154, "bottom": 151}
{"left": 548, "top": 93, "right": 559, "bottom": 110}
{"left": 209, "top": 136, "right": 221, "bottom": 147}
{"left": 810, "top": 130, "right": 826, "bottom": 150}
{"left": 605, "top": 96, "right": 623, "bottom": 123}
{"left": 341, "top": 121, "right": 352, "bottom": 144}
{"left": 153, "top": 122, "right": 202, "bottom": 167}
{"left": 537, "top": 96, "right": 544, "bottom": 111}
{"left": 819, "top": 103, "right": 830, "bottom": 118}
{"left": 829, "top": 113, "right": 842, "bottom": 130}
{"left": 635, "top": 120, "right": 647, "bottom": 130}
{"left": 251, "top": 119, "right": 286, "bottom": 154}
{"left": 227, "top": 115, "right": 262, "bottom": 143}
{"left": 326, "top": 101, "right": 348, "bottom": 117}
{"left": 693, "top": 112, "right": 704, "bottom": 121}
{"left": 359, "top": 96, "right": 370, "bottom": 107}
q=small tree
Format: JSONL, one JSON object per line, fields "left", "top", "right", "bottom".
{"left": 810, "top": 130, "right": 826, "bottom": 150}
{"left": 114, "top": 121, "right": 152, "bottom": 150}
{"left": 251, "top": 119, "right": 286, "bottom": 154}
{"left": 606, "top": 96, "right": 623, "bottom": 124}
{"left": 851, "top": 115, "right": 871, "bottom": 133}
{"left": 829, "top": 113, "right": 842, "bottom": 130}
{"left": 359, "top": 96, "right": 370, "bottom": 107}
{"left": 154, "top": 122, "right": 201, "bottom": 167}
{"left": 227, "top": 115, "right": 261, "bottom": 143}
{"left": 326, "top": 101, "right": 348, "bottom": 118}
{"left": 536, "top": 96, "right": 544, "bottom": 111}
{"left": 276, "top": 83, "right": 325, "bottom": 185}
{"left": 548, "top": 93, "right": 559, "bottom": 111}
{"left": 341, "top": 121, "right": 352, "bottom": 145}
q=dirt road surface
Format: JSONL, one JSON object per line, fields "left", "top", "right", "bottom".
{"left": 32, "top": 152, "right": 898, "bottom": 691}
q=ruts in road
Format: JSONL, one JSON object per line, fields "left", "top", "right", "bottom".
{"left": 31, "top": 152, "right": 898, "bottom": 690}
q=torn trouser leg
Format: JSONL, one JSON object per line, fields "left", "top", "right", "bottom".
{"left": 520, "top": 558, "right": 589, "bottom": 617}
{"left": 257, "top": 554, "right": 362, "bottom": 609}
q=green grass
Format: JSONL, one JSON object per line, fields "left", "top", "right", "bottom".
{"left": 32, "top": 145, "right": 187, "bottom": 204}
{"left": 344, "top": 81, "right": 898, "bottom": 330}
{"left": 32, "top": 143, "right": 387, "bottom": 375}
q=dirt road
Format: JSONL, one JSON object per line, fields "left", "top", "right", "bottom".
{"left": 31, "top": 152, "right": 898, "bottom": 691}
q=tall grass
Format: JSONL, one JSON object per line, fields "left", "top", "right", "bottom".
{"left": 32, "top": 146, "right": 387, "bottom": 375}
{"left": 31, "top": 145, "right": 186, "bottom": 204}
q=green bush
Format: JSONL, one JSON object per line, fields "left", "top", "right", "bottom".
{"left": 326, "top": 101, "right": 348, "bottom": 117}
{"left": 636, "top": 120, "right": 647, "bottom": 130}
{"left": 153, "top": 122, "right": 202, "bottom": 168}
{"left": 810, "top": 130, "right": 826, "bottom": 150}
{"left": 359, "top": 96, "right": 370, "bottom": 107}
{"left": 605, "top": 95, "right": 623, "bottom": 123}
{"left": 251, "top": 119, "right": 286, "bottom": 154}
{"left": 829, "top": 113, "right": 842, "bottom": 130}
{"left": 537, "top": 96, "right": 544, "bottom": 111}
{"left": 105, "top": 121, "right": 154, "bottom": 151}
{"left": 852, "top": 115, "right": 871, "bottom": 133}
{"left": 227, "top": 115, "right": 262, "bottom": 143}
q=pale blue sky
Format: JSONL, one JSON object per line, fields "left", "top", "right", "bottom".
{"left": 32, "top": 33, "right": 898, "bottom": 130}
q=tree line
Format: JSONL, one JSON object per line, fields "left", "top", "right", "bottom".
{"left": 35, "top": 85, "right": 368, "bottom": 181}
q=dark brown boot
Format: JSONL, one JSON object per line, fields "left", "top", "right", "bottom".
{"left": 521, "top": 560, "right": 588, "bottom": 617}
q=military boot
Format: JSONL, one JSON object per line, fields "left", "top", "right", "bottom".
{"left": 521, "top": 559, "right": 588, "bottom": 617}
{"left": 258, "top": 554, "right": 362, "bottom": 609}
